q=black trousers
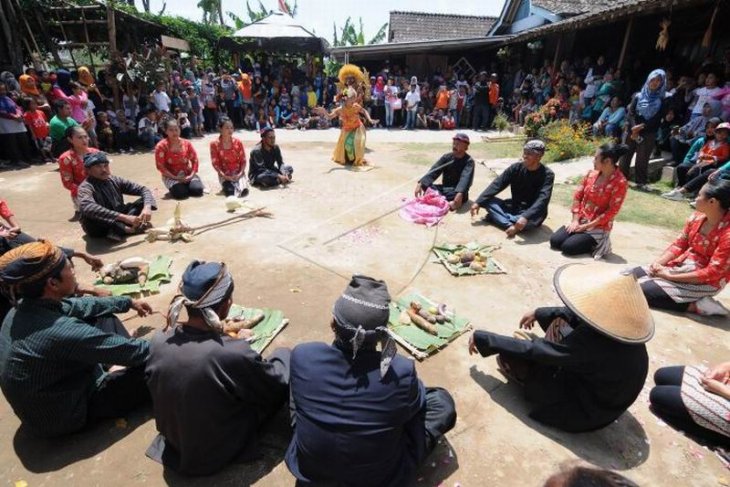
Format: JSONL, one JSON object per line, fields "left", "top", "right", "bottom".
{"left": 629, "top": 267, "right": 690, "bottom": 312}
{"left": 683, "top": 164, "right": 718, "bottom": 193}
{"left": 0, "top": 132, "right": 33, "bottom": 163}
{"left": 423, "top": 387, "right": 457, "bottom": 455}
{"left": 81, "top": 198, "right": 145, "bottom": 238}
{"left": 169, "top": 179, "right": 204, "bottom": 200}
{"left": 619, "top": 132, "right": 656, "bottom": 185}
{"left": 472, "top": 105, "right": 490, "bottom": 130}
{"left": 549, "top": 226, "right": 597, "bottom": 256}
{"left": 87, "top": 315, "right": 151, "bottom": 421}
{"left": 650, "top": 366, "right": 729, "bottom": 446}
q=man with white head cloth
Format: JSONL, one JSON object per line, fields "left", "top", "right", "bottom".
{"left": 145, "top": 260, "right": 290, "bottom": 476}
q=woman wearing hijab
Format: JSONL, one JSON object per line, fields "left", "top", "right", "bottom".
{"left": 618, "top": 69, "right": 667, "bottom": 191}
{"left": 469, "top": 263, "right": 653, "bottom": 433}
{"left": 0, "top": 72, "right": 20, "bottom": 94}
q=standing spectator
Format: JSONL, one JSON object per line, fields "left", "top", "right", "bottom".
{"left": 472, "top": 72, "right": 490, "bottom": 130}
{"left": 689, "top": 72, "right": 722, "bottom": 120}
{"left": 0, "top": 81, "right": 32, "bottom": 169}
{"left": 219, "top": 71, "right": 240, "bottom": 127}
{"left": 153, "top": 82, "right": 171, "bottom": 113}
{"left": 619, "top": 69, "right": 667, "bottom": 190}
{"left": 383, "top": 77, "right": 399, "bottom": 129}
{"left": 201, "top": 74, "right": 218, "bottom": 132}
{"left": 455, "top": 85, "right": 466, "bottom": 128}
{"left": 488, "top": 73, "right": 500, "bottom": 128}
{"left": 435, "top": 85, "right": 449, "bottom": 113}
{"left": 404, "top": 82, "right": 420, "bottom": 130}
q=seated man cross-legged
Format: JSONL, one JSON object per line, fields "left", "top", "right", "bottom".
{"left": 77, "top": 152, "right": 157, "bottom": 242}
{"left": 286, "top": 275, "right": 456, "bottom": 487}
{"left": 415, "top": 132, "right": 475, "bottom": 211}
{"left": 0, "top": 240, "right": 152, "bottom": 438}
{"left": 145, "top": 261, "right": 290, "bottom": 476}
{"left": 469, "top": 263, "right": 652, "bottom": 433}
{"left": 471, "top": 139, "right": 555, "bottom": 238}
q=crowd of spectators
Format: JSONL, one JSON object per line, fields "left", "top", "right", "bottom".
{"left": 0, "top": 54, "right": 728, "bottom": 175}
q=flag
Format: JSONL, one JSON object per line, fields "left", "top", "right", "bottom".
{"left": 278, "top": 0, "right": 290, "bottom": 14}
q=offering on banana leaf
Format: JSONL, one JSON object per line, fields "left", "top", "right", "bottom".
{"left": 99, "top": 257, "right": 151, "bottom": 286}
{"left": 445, "top": 249, "right": 488, "bottom": 269}
{"left": 222, "top": 312, "right": 265, "bottom": 337}
{"left": 405, "top": 301, "right": 453, "bottom": 335}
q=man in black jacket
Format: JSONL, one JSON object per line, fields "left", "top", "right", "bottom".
{"left": 415, "top": 133, "right": 475, "bottom": 210}
{"left": 471, "top": 139, "right": 554, "bottom": 238}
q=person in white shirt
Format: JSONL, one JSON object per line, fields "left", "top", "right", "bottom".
{"left": 690, "top": 72, "right": 721, "bottom": 119}
{"left": 404, "top": 83, "right": 421, "bottom": 130}
{"left": 138, "top": 108, "right": 161, "bottom": 149}
{"left": 153, "top": 83, "right": 171, "bottom": 113}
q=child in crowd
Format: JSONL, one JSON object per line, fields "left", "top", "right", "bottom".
{"left": 177, "top": 109, "right": 193, "bottom": 139}
{"left": 138, "top": 108, "right": 161, "bottom": 149}
{"left": 428, "top": 108, "right": 443, "bottom": 130}
{"left": 243, "top": 107, "right": 257, "bottom": 130}
{"left": 115, "top": 109, "right": 135, "bottom": 153}
{"left": 82, "top": 99, "right": 98, "bottom": 147}
{"left": 297, "top": 107, "right": 310, "bottom": 131}
{"left": 441, "top": 110, "right": 456, "bottom": 130}
{"left": 256, "top": 107, "right": 270, "bottom": 131}
{"left": 22, "top": 97, "right": 53, "bottom": 162}
{"left": 416, "top": 107, "right": 428, "bottom": 129}
{"left": 95, "top": 111, "right": 114, "bottom": 152}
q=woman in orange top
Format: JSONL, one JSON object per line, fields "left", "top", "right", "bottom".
{"left": 154, "top": 119, "right": 204, "bottom": 200}
{"left": 550, "top": 143, "right": 629, "bottom": 258}
{"left": 316, "top": 87, "right": 377, "bottom": 166}
{"left": 630, "top": 179, "right": 730, "bottom": 316}
{"left": 210, "top": 117, "right": 248, "bottom": 198}
{"left": 57, "top": 126, "right": 98, "bottom": 215}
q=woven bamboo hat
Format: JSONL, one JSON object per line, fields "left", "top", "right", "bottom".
{"left": 554, "top": 263, "right": 654, "bottom": 344}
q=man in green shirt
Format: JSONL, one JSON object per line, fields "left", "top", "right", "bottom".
{"left": 49, "top": 99, "right": 78, "bottom": 157}
{"left": 0, "top": 240, "right": 152, "bottom": 438}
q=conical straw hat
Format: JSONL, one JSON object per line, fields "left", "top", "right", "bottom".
{"left": 554, "top": 263, "right": 654, "bottom": 344}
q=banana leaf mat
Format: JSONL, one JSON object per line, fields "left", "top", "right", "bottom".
{"left": 387, "top": 293, "right": 472, "bottom": 360}
{"left": 226, "top": 305, "right": 289, "bottom": 354}
{"left": 94, "top": 256, "right": 173, "bottom": 296}
{"left": 432, "top": 242, "right": 506, "bottom": 276}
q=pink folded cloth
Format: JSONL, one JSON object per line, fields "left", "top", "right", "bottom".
{"left": 399, "top": 188, "right": 450, "bottom": 227}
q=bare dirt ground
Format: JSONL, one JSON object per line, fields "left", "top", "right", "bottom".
{"left": 0, "top": 128, "right": 728, "bottom": 487}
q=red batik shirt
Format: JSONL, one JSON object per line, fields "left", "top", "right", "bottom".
{"left": 0, "top": 199, "right": 13, "bottom": 220}
{"left": 58, "top": 148, "right": 98, "bottom": 197}
{"left": 571, "top": 169, "right": 628, "bottom": 231}
{"left": 210, "top": 137, "right": 246, "bottom": 177}
{"left": 155, "top": 138, "right": 199, "bottom": 178}
{"left": 665, "top": 211, "right": 730, "bottom": 289}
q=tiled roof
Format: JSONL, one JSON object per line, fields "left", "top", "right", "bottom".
{"left": 388, "top": 11, "right": 497, "bottom": 43}
{"left": 532, "top": 0, "right": 616, "bottom": 16}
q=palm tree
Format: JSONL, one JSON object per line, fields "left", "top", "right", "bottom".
{"left": 198, "top": 0, "right": 224, "bottom": 25}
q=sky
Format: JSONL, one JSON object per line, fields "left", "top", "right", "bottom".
{"left": 145, "top": 0, "right": 506, "bottom": 43}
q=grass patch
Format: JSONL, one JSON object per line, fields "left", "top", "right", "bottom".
{"left": 552, "top": 183, "right": 688, "bottom": 231}
{"left": 480, "top": 138, "right": 526, "bottom": 159}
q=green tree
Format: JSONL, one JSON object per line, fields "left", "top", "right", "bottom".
{"left": 198, "top": 0, "right": 224, "bottom": 25}
{"left": 332, "top": 17, "right": 387, "bottom": 47}
{"left": 227, "top": 0, "right": 297, "bottom": 29}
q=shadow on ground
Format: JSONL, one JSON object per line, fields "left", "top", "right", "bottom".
{"left": 469, "top": 366, "right": 650, "bottom": 470}
{"left": 161, "top": 407, "right": 291, "bottom": 486}
{"left": 13, "top": 408, "right": 152, "bottom": 473}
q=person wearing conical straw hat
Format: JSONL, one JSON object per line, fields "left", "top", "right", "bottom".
{"left": 468, "top": 263, "right": 654, "bottom": 433}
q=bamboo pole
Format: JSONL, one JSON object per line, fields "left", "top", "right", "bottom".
{"left": 551, "top": 34, "right": 562, "bottom": 70}
{"left": 618, "top": 17, "right": 634, "bottom": 71}
{"left": 107, "top": 3, "right": 120, "bottom": 109}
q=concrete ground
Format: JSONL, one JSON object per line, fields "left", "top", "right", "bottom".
{"left": 0, "top": 128, "right": 728, "bottom": 487}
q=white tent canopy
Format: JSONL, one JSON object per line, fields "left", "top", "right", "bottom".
{"left": 221, "top": 11, "right": 328, "bottom": 53}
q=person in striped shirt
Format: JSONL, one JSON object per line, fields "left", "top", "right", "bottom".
{"left": 0, "top": 240, "right": 152, "bottom": 438}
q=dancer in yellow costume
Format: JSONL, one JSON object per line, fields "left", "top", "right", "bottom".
{"left": 315, "top": 65, "right": 377, "bottom": 166}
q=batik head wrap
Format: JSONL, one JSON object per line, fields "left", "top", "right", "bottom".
{"left": 332, "top": 275, "right": 396, "bottom": 379}
{"left": 0, "top": 240, "right": 67, "bottom": 301}
{"left": 166, "top": 261, "right": 233, "bottom": 333}
{"left": 636, "top": 69, "right": 666, "bottom": 120}
{"left": 19, "top": 74, "right": 40, "bottom": 96}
